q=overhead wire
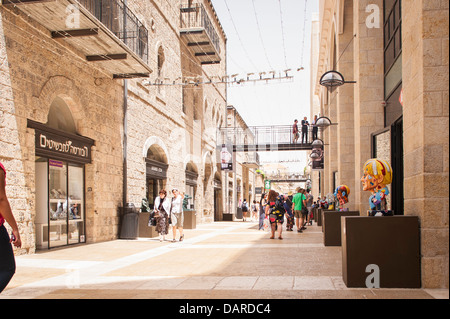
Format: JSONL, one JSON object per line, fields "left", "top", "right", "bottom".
{"left": 277, "top": 0, "right": 289, "bottom": 69}
{"left": 222, "top": 0, "right": 258, "bottom": 72}
{"left": 251, "top": 0, "right": 273, "bottom": 71}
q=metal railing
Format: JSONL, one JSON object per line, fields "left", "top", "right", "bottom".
{"left": 78, "top": 0, "right": 148, "bottom": 63}
{"left": 218, "top": 125, "right": 322, "bottom": 146}
{"left": 180, "top": 2, "right": 221, "bottom": 54}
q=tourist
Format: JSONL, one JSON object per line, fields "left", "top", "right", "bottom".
{"left": 265, "top": 190, "right": 285, "bottom": 240}
{"left": 259, "top": 193, "right": 267, "bottom": 230}
{"left": 292, "top": 187, "right": 307, "bottom": 233}
{"left": 301, "top": 117, "right": 309, "bottom": 144}
{"left": 170, "top": 188, "right": 184, "bottom": 242}
{"left": 153, "top": 189, "right": 171, "bottom": 242}
{"left": 284, "top": 194, "right": 294, "bottom": 231}
{"left": 305, "top": 189, "right": 314, "bottom": 226}
{"left": 0, "top": 162, "right": 21, "bottom": 293}
{"left": 292, "top": 119, "right": 299, "bottom": 143}
{"left": 251, "top": 200, "right": 258, "bottom": 221}
{"left": 242, "top": 199, "right": 248, "bottom": 222}
{"left": 312, "top": 115, "right": 318, "bottom": 141}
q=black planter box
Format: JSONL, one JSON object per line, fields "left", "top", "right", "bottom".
{"left": 322, "top": 211, "right": 360, "bottom": 246}
{"left": 341, "top": 216, "right": 421, "bottom": 288}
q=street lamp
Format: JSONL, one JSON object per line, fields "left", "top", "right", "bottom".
{"left": 319, "top": 70, "right": 356, "bottom": 89}
{"left": 315, "top": 116, "right": 333, "bottom": 129}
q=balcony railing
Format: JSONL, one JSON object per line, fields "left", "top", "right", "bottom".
{"left": 180, "top": 2, "right": 221, "bottom": 64}
{"left": 78, "top": 0, "right": 148, "bottom": 63}
{"left": 2, "top": 0, "right": 151, "bottom": 78}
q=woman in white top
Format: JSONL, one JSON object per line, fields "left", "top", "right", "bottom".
{"left": 153, "top": 189, "right": 171, "bottom": 242}
{"left": 170, "top": 188, "right": 184, "bottom": 242}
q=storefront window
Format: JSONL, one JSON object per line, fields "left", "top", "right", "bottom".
{"left": 36, "top": 158, "right": 85, "bottom": 249}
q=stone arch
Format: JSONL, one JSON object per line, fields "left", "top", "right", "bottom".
{"left": 36, "top": 75, "right": 86, "bottom": 133}
{"left": 143, "top": 136, "right": 169, "bottom": 164}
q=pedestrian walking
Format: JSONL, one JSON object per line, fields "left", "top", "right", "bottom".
{"left": 265, "top": 190, "right": 285, "bottom": 240}
{"left": 305, "top": 189, "right": 314, "bottom": 226}
{"left": 153, "top": 189, "right": 171, "bottom": 242}
{"left": 242, "top": 199, "right": 248, "bottom": 221}
{"left": 292, "top": 187, "right": 307, "bottom": 233}
{"left": 0, "top": 162, "right": 21, "bottom": 293}
{"left": 259, "top": 193, "right": 267, "bottom": 230}
{"left": 170, "top": 188, "right": 184, "bottom": 242}
{"left": 301, "top": 117, "right": 309, "bottom": 144}
{"left": 284, "top": 194, "right": 294, "bottom": 231}
{"left": 292, "top": 119, "right": 299, "bottom": 143}
{"left": 251, "top": 200, "right": 258, "bottom": 221}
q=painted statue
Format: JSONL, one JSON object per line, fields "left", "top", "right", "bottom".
{"left": 361, "top": 158, "right": 393, "bottom": 216}
{"left": 334, "top": 185, "right": 350, "bottom": 211}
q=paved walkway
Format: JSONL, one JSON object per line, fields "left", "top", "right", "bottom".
{"left": 1, "top": 221, "right": 448, "bottom": 300}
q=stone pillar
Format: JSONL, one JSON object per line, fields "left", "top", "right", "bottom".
{"left": 352, "top": 0, "right": 385, "bottom": 213}
{"left": 402, "top": 0, "right": 449, "bottom": 289}
{"left": 336, "top": 0, "right": 356, "bottom": 211}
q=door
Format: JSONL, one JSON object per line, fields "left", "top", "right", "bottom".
{"left": 391, "top": 118, "right": 404, "bottom": 215}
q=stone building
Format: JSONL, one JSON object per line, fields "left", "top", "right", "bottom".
{"left": 223, "top": 105, "right": 261, "bottom": 218}
{"left": 312, "top": 0, "right": 448, "bottom": 288}
{"left": 0, "top": 0, "right": 227, "bottom": 253}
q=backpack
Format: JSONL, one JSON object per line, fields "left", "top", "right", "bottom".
{"left": 270, "top": 195, "right": 286, "bottom": 214}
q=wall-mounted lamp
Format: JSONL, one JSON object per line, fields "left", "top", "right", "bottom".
{"left": 319, "top": 70, "right": 356, "bottom": 89}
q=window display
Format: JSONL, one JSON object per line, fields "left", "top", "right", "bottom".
{"left": 35, "top": 158, "right": 85, "bottom": 249}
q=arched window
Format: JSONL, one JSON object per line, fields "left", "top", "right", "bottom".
{"left": 46, "top": 96, "right": 77, "bottom": 134}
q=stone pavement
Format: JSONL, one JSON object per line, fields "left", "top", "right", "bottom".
{"left": 1, "top": 221, "right": 448, "bottom": 300}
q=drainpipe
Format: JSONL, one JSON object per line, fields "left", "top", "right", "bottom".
{"left": 123, "top": 79, "right": 128, "bottom": 209}
{"left": 123, "top": 0, "right": 128, "bottom": 209}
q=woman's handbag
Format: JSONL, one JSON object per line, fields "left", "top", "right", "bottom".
{"left": 148, "top": 211, "right": 157, "bottom": 227}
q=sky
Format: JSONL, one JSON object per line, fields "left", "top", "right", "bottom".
{"left": 210, "top": 0, "right": 319, "bottom": 172}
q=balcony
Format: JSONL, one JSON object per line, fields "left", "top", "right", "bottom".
{"left": 180, "top": 3, "right": 221, "bottom": 65}
{"left": 2, "top": 0, "right": 151, "bottom": 78}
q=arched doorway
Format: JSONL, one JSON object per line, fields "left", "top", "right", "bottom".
{"left": 31, "top": 96, "right": 94, "bottom": 249}
{"left": 145, "top": 144, "right": 168, "bottom": 210}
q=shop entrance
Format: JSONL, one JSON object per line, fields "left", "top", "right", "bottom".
{"left": 29, "top": 96, "right": 94, "bottom": 249}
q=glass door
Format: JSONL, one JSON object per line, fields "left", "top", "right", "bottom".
{"left": 46, "top": 160, "right": 85, "bottom": 249}
{"left": 68, "top": 164, "right": 85, "bottom": 244}
{"left": 48, "top": 160, "right": 68, "bottom": 248}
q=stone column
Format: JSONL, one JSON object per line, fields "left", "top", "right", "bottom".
{"left": 352, "top": 0, "right": 385, "bottom": 213}
{"left": 402, "top": 0, "right": 449, "bottom": 289}
{"left": 336, "top": 0, "right": 356, "bottom": 210}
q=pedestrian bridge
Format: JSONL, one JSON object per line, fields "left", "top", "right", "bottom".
{"left": 217, "top": 125, "right": 323, "bottom": 153}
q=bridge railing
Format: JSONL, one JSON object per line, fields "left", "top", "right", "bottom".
{"left": 218, "top": 125, "right": 320, "bottom": 146}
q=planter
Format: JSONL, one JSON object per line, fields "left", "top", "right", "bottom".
{"left": 223, "top": 213, "right": 234, "bottom": 221}
{"left": 183, "top": 210, "right": 197, "bottom": 229}
{"left": 138, "top": 212, "right": 158, "bottom": 238}
{"left": 322, "top": 211, "right": 360, "bottom": 246}
{"left": 341, "top": 216, "right": 421, "bottom": 288}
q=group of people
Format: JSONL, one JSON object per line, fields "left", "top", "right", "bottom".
{"left": 151, "top": 188, "right": 185, "bottom": 242}
{"left": 292, "top": 115, "right": 319, "bottom": 144}
{"left": 257, "top": 187, "right": 314, "bottom": 240}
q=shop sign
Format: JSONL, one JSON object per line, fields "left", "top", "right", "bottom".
{"left": 28, "top": 120, "right": 94, "bottom": 164}
{"left": 37, "top": 131, "right": 90, "bottom": 160}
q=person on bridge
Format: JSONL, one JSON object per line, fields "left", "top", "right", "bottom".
{"left": 292, "top": 119, "right": 300, "bottom": 143}
{"left": 301, "top": 117, "right": 309, "bottom": 144}
{"left": 0, "top": 162, "right": 21, "bottom": 293}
